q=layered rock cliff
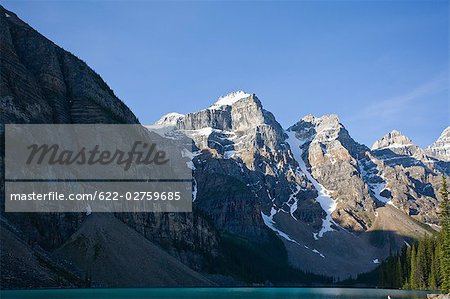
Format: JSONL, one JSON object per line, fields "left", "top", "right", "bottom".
{"left": 287, "top": 114, "right": 376, "bottom": 231}
{"left": 151, "top": 91, "right": 323, "bottom": 241}
{"left": 369, "top": 130, "right": 443, "bottom": 224}
{"left": 1, "top": 4, "right": 449, "bottom": 286}
{"left": 0, "top": 5, "right": 218, "bottom": 288}
{"left": 426, "top": 127, "right": 450, "bottom": 162}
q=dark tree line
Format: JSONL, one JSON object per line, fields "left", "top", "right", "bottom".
{"left": 378, "top": 177, "right": 450, "bottom": 293}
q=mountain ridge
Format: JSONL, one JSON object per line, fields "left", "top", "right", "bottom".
{"left": 156, "top": 92, "right": 446, "bottom": 159}
{"left": 2, "top": 5, "right": 449, "bottom": 287}
{"left": 150, "top": 90, "right": 446, "bottom": 278}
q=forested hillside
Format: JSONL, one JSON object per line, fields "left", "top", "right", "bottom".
{"left": 377, "top": 177, "right": 450, "bottom": 293}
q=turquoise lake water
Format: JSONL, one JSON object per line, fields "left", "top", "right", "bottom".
{"left": 0, "top": 288, "right": 430, "bottom": 299}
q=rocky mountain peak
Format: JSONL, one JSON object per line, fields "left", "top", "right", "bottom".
{"left": 302, "top": 113, "right": 340, "bottom": 124}
{"left": 4, "top": 4, "right": 448, "bottom": 287}
{"left": 371, "top": 130, "right": 414, "bottom": 151}
{"left": 426, "top": 126, "right": 450, "bottom": 162}
{"left": 289, "top": 114, "right": 343, "bottom": 144}
{"left": 208, "top": 90, "right": 253, "bottom": 110}
{"left": 437, "top": 126, "right": 450, "bottom": 141}
{"left": 370, "top": 130, "right": 431, "bottom": 169}
{"left": 174, "top": 91, "right": 283, "bottom": 136}
{"left": 155, "top": 112, "right": 185, "bottom": 126}
{"left": 288, "top": 114, "right": 374, "bottom": 232}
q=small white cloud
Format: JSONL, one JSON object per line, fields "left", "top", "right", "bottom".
{"left": 353, "top": 74, "right": 448, "bottom": 122}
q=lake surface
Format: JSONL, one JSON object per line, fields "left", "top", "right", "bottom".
{"left": 1, "top": 288, "right": 430, "bottom": 299}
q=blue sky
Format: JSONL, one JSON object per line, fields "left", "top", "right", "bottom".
{"left": 4, "top": 1, "right": 449, "bottom": 148}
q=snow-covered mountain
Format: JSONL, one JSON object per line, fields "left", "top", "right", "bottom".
{"left": 372, "top": 130, "right": 415, "bottom": 151}
{"left": 155, "top": 112, "right": 185, "bottom": 126}
{"left": 369, "top": 130, "right": 444, "bottom": 224}
{"left": 426, "top": 126, "right": 450, "bottom": 162}
{"left": 287, "top": 114, "right": 375, "bottom": 232}
{"left": 7, "top": 2, "right": 448, "bottom": 286}
{"left": 371, "top": 130, "right": 429, "bottom": 164}
{"left": 150, "top": 91, "right": 322, "bottom": 241}
{"left": 150, "top": 91, "right": 447, "bottom": 278}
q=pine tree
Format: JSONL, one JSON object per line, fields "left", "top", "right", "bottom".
{"left": 439, "top": 177, "right": 450, "bottom": 293}
{"left": 434, "top": 235, "right": 442, "bottom": 289}
{"left": 375, "top": 176, "right": 450, "bottom": 292}
{"left": 395, "top": 256, "right": 403, "bottom": 288}
{"left": 403, "top": 245, "right": 412, "bottom": 289}
{"left": 410, "top": 243, "right": 417, "bottom": 290}
{"left": 430, "top": 242, "right": 437, "bottom": 291}
{"left": 417, "top": 239, "right": 427, "bottom": 289}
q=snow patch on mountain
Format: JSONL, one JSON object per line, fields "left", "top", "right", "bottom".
{"left": 181, "top": 149, "right": 201, "bottom": 202}
{"left": 302, "top": 114, "right": 342, "bottom": 143}
{"left": 155, "top": 112, "right": 185, "bottom": 126}
{"left": 312, "top": 249, "right": 325, "bottom": 258}
{"left": 288, "top": 185, "right": 302, "bottom": 221}
{"left": 182, "top": 148, "right": 202, "bottom": 170}
{"left": 145, "top": 121, "right": 186, "bottom": 140}
{"left": 261, "top": 208, "right": 300, "bottom": 245}
{"left": 359, "top": 156, "right": 394, "bottom": 206}
{"left": 426, "top": 126, "right": 450, "bottom": 162}
{"left": 86, "top": 204, "right": 92, "bottom": 216}
{"left": 371, "top": 130, "right": 414, "bottom": 151}
{"left": 261, "top": 208, "right": 328, "bottom": 259}
{"left": 209, "top": 91, "right": 251, "bottom": 109}
{"left": 370, "top": 181, "right": 389, "bottom": 204}
{"left": 286, "top": 130, "right": 337, "bottom": 238}
{"left": 192, "top": 178, "right": 198, "bottom": 202}
{"left": 223, "top": 150, "right": 237, "bottom": 159}
{"left": 189, "top": 127, "right": 216, "bottom": 137}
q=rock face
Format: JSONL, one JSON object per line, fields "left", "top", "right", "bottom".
{"left": 152, "top": 91, "right": 323, "bottom": 240}
{"left": 0, "top": 8, "right": 138, "bottom": 125}
{"left": 151, "top": 96, "right": 445, "bottom": 279}
{"left": 370, "top": 130, "right": 442, "bottom": 224}
{"left": 372, "top": 130, "right": 415, "bottom": 151}
{"left": 426, "top": 127, "right": 450, "bottom": 162}
{"left": 0, "top": 5, "right": 218, "bottom": 289}
{"left": 287, "top": 115, "right": 376, "bottom": 231}
{"left": 371, "top": 130, "right": 428, "bottom": 163}
{"left": 283, "top": 116, "right": 444, "bottom": 277}
{"left": 55, "top": 214, "right": 213, "bottom": 287}
{"left": 2, "top": 4, "right": 450, "bottom": 287}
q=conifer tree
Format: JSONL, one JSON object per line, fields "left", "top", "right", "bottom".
{"left": 395, "top": 256, "right": 402, "bottom": 287}
{"left": 439, "top": 177, "right": 450, "bottom": 293}
{"left": 410, "top": 244, "right": 417, "bottom": 290}
{"left": 376, "top": 176, "right": 450, "bottom": 292}
{"left": 430, "top": 246, "right": 437, "bottom": 291}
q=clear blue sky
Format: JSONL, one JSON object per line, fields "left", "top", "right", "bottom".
{"left": 3, "top": 1, "right": 449, "bottom": 148}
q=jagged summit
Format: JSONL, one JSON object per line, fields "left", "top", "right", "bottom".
{"left": 155, "top": 112, "right": 185, "bottom": 126}
{"left": 288, "top": 114, "right": 375, "bottom": 232}
{"left": 302, "top": 113, "right": 340, "bottom": 123}
{"left": 3, "top": 4, "right": 447, "bottom": 288}
{"left": 426, "top": 126, "right": 450, "bottom": 162}
{"left": 288, "top": 114, "right": 344, "bottom": 144}
{"left": 371, "top": 130, "right": 432, "bottom": 170}
{"left": 208, "top": 90, "right": 252, "bottom": 109}
{"left": 371, "top": 130, "right": 414, "bottom": 151}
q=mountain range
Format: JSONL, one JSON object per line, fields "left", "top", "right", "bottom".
{"left": 1, "top": 6, "right": 449, "bottom": 288}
